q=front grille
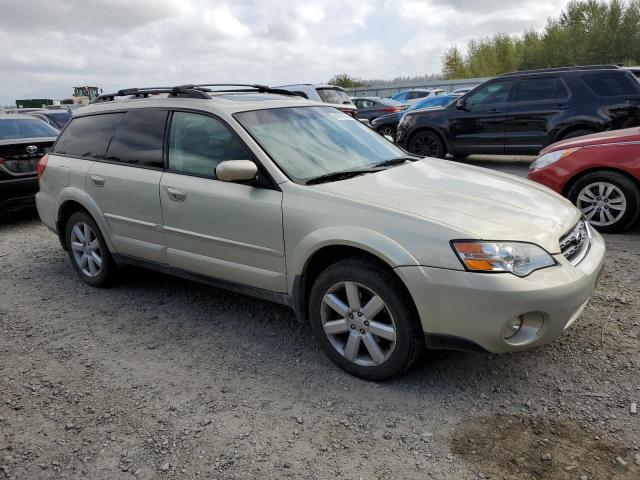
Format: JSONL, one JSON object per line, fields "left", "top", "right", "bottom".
{"left": 559, "top": 219, "right": 591, "bottom": 265}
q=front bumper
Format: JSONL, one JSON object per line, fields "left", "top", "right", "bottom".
{"left": 395, "top": 229, "right": 606, "bottom": 353}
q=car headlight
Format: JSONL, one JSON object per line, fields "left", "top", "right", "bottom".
{"left": 530, "top": 147, "right": 580, "bottom": 171}
{"left": 452, "top": 241, "right": 556, "bottom": 277}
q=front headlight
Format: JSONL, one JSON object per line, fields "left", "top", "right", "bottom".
{"left": 530, "top": 147, "right": 580, "bottom": 171}
{"left": 452, "top": 241, "right": 556, "bottom": 277}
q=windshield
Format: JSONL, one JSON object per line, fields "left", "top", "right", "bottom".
{"left": 316, "top": 88, "right": 352, "bottom": 105}
{"left": 235, "top": 106, "right": 407, "bottom": 182}
{"left": 0, "top": 118, "right": 59, "bottom": 140}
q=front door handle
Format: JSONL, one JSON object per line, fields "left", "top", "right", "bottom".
{"left": 555, "top": 104, "right": 569, "bottom": 110}
{"left": 90, "top": 175, "right": 105, "bottom": 187}
{"left": 166, "top": 187, "right": 187, "bottom": 202}
{"left": 488, "top": 108, "right": 503, "bottom": 114}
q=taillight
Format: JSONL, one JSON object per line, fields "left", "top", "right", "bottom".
{"left": 339, "top": 108, "right": 358, "bottom": 118}
{"left": 382, "top": 107, "right": 402, "bottom": 113}
{"left": 37, "top": 154, "right": 49, "bottom": 179}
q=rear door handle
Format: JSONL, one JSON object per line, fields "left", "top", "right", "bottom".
{"left": 166, "top": 187, "right": 187, "bottom": 202}
{"left": 90, "top": 175, "right": 105, "bottom": 187}
{"left": 488, "top": 108, "right": 503, "bottom": 114}
{"left": 555, "top": 104, "right": 569, "bottom": 110}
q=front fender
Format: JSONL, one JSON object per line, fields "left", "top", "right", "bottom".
{"left": 287, "top": 226, "right": 419, "bottom": 294}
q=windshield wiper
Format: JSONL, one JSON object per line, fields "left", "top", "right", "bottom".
{"left": 370, "top": 156, "right": 416, "bottom": 168}
{"left": 305, "top": 168, "right": 379, "bottom": 185}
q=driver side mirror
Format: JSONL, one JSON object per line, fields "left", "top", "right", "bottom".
{"left": 215, "top": 160, "right": 258, "bottom": 182}
{"left": 455, "top": 98, "right": 468, "bottom": 111}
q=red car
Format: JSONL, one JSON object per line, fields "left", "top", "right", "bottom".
{"left": 528, "top": 127, "right": 640, "bottom": 233}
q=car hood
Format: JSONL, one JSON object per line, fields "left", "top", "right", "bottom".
{"left": 312, "top": 159, "right": 580, "bottom": 254}
{"left": 541, "top": 127, "right": 640, "bottom": 154}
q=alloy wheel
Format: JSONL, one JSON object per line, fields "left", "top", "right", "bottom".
{"left": 413, "top": 135, "right": 439, "bottom": 157}
{"left": 379, "top": 126, "right": 396, "bottom": 137}
{"left": 576, "top": 182, "right": 627, "bottom": 227}
{"left": 320, "top": 281, "right": 396, "bottom": 367}
{"left": 70, "top": 222, "right": 103, "bottom": 277}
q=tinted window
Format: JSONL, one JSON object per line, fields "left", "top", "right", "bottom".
{"left": 515, "top": 77, "right": 568, "bottom": 102}
{"left": 392, "top": 92, "right": 408, "bottom": 101}
{"left": 316, "top": 88, "right": 351, "bottom": 104}
{"left": 105, "top": 110, "right": 167, "bottom": 168}
{"left": 466, "top": 80, "right": 514, "bottom": 107}
{"left": 46, "top": 112, "right": 72, "bottom": 129}
{"left": 0, "top": 118, "right": 59, "bottom": 140}
{"left": 168, "top": 112, "right": 251, "bottom": 178}
{"left": 52, "top": 113, "right": 123, "bottom": 158}
{"left": 581, "top": 72, "right": 640, "bottom": 96}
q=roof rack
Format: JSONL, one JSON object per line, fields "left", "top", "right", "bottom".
{"left": 499, "top": 64, "right": 621, "bottom": 77}
{"left": 91, "top": 83, "right": 299, "bottom": 104}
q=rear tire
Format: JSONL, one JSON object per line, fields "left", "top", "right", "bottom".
{"left": 65, "top": 211, "right": 119, "bottom": 287}
{"left": 308, "top": 257, "right": 424, "bottom": 380}
{"left": 567, "top": 170, "right": 640, "bottom": 233}
{"left": 408, "top": 131, "right": 446, "bottom": 159}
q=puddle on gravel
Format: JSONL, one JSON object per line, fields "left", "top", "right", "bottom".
{"left": 450, "top": 414, "right": 638, "bottom": 479}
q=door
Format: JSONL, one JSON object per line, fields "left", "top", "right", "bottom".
{"left": 448, "top": 79, "right": 515, "bottom": 154}
{"left": 504, "top": 76, "right": 570, "bottom": 154}
{"left": 85, "top": 109, "right": 168, "bottom": 263}
{"left": 160, "top": 111, "right": 286, "bottom": 292}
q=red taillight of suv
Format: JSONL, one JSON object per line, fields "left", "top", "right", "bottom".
{"left": 37, "top": 154, "right": 49, "bottom": 179}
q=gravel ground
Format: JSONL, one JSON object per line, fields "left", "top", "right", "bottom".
{"left": 1, "top": 160, "right": 639, "bottom": 479}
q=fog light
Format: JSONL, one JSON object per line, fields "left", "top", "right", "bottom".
{"left": 503, "top": 316, "right": 523, "bottom": 340}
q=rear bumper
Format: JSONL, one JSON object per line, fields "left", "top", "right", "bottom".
{"left": 0, "top": 176, "right": 38, "bottom": 212}
{"left": 396, "top": 229, "right": 606, "bottom": 353}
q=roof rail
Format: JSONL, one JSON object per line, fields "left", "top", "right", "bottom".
{"left": 498, "top": 64, "right": 621, "bottom": 77}
{"left": 91, "top": 83, "right": 299, "bottom": 104}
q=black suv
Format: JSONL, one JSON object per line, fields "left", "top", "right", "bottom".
{"left": 396, "top": 65, "right": 640, "bottom": 158}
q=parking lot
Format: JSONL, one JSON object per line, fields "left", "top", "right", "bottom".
{"left": 1, "top": 156, "right": 638, "bottom": 480}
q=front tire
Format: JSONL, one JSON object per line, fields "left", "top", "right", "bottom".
{"left": 308, "top": 257, "right": 424, "bottom": 380}
{"left": 567, "top": 170, "right": 640, "bottom": 233}
{"left": 65, "top": 211, "right": 119, "bottom": 287}
{"left": 408, "top": 131, "right": 446, "bottom": 158}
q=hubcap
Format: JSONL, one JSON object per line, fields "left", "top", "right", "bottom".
{"left": 320, "top": 282, "right": 396, "bottom": 367}
{"left": 576, "top": 182, "right": 626, "bottom": 227}
{"left": 70, "top": 222, "right": 102, "bottom": 277}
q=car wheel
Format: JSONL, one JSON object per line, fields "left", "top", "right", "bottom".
{"left": 408, "top": 131, "right": 445, "bottom": 158}
{"left": 65, "top": 211, "right": 119, "bottom": 287}
{"left": 567, "top": 171, "right": 640, "bottom": 233}
{"left": 561, "top": 129, "right": 595, "bottom": 140}
{"left": 308, "top": 257, "right": 424, "bottom": 380}
{"left": 377, "top": 126, "right": 396, "bottom": 139}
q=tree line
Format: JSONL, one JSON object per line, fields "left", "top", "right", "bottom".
{"left": 442, "top": 0, "right": 640, "bottom": 79}
{"left": 329, "top": 0, "right": 640, "bottom": 89}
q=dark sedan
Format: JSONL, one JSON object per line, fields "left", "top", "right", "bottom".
{"left": 0, "top": 115, "right": 58, "bottom": 213}
{"left": 351, "top": 97, "right": 407, "bottom": 122}
{"left": 26, "top": 110, "right": 72, "bottom": 130}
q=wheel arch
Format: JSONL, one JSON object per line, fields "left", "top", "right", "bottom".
{"left": 553, "top": 124, "right": 599, "bottom": 143}
{"left": 562, "top": 166, "right": 640, "bottom": 197}
{"left": 406, "top": 126, "right": 450, "bottom": 154}
{"left": 55, "top": 189, "right": 116, "bottom": 253}
{"left": 289, "top": 231, "right": 420, "bottom": 323}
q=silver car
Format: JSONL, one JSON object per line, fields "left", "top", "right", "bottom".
{"left": 36, "top": 84, "right": 605, "bottom": 380}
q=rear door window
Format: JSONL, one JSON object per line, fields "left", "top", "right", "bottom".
{"left": 514, "top": 77, "right": 568, "bottom": 102}
{"left": 105, "top": 109, "right": 168, "bottom": 168}
{"left": 53, "top": 113, "right": 123, "bottom": 159}
{"left": 581, "top": 72, "right": 640, "bottom": 96}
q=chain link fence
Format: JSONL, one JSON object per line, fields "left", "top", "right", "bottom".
{"left": 345, "top": 77, "right": 491, "bottom": 98}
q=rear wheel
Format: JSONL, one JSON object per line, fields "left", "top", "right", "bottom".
{"left": 377, "top": 125, "right": 397, "bottom": 139}
{"left": 408, "top": 131, "right": 446, "bottom": 158}
{"left": 308, "top": 257, "right": 424, "bottom": 380}
{"left": 65, "top": 211, "right": 119, "bottom": 287}
{"left": 567, "top": 170, "right": 640, "bottom": 233}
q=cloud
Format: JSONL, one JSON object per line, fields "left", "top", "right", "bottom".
{"left": 0, "top": 0, "right": 571, "bottom": 105}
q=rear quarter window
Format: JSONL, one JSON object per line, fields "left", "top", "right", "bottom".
{"left": 581, "top": 72, "right": 640, "bottom": 96}
{"left": 52, "top": 113, "right": 124, "bottom": 159}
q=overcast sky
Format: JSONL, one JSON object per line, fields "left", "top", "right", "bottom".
{"left": 0, "top": 0, "right": 571, "bottom": 105}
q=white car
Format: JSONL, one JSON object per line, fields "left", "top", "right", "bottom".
{"left": 274, "top": 83, "right": 358, "bottom": 117}
{"left": 36, "top": 83, "right": 605, "bottom": 380}
{"left": 390, "top": 88, "right": 446, "bottom": 106}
